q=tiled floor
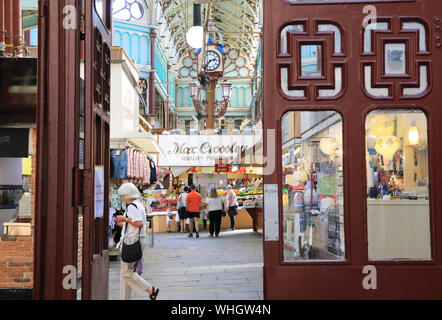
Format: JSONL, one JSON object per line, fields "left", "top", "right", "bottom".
{"left": 108, "top": 229, "right": 264, "bottom": 300}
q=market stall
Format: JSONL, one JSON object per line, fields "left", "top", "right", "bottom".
{"left": 149, "top": 133, "right": 262, "bottom": 233}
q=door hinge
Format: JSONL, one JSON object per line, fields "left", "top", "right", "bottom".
{"left": 72, "top": 168, "right": 92, "bottom": 207}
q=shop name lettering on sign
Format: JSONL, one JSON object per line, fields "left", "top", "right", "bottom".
{"left": 168, "top": 142, "right": 247, "bottom": 155}
{"left": 159, "top": 135, "right": 257, "bottom": 167}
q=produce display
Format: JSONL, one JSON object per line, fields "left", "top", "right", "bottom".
{"left": 239, "top": 188, "right": 263, "bottom": 196}
{"left": 145, "top": 190, "right": 177, "bottom": 212}
{"left": 144, "top": 190, "right": 167, "bottom": 198}
{"left": 217, "top": 189, "right": 240, "bottom": 196}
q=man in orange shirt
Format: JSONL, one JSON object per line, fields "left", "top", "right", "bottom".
{"left": 186, "top": 184, "right": 202, "bottom": 238}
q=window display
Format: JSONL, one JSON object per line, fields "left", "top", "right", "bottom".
{"left": 365, "top": 109, "right": 431, "bottom": 260}
{"left": 282, "top": 111, "right": 345, "bottom": 261}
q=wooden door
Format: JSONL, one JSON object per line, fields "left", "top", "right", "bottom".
{"left": 263, "top": 0, "right": 442, "bottom": 299}
{"left": 81, "top": 0, "right": 112, "bottom": 300}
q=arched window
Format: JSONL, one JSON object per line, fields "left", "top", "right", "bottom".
{"left": 112, "top": 0, "right": 145, "bottom": 21}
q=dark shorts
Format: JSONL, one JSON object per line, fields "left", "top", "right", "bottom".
{"left": 178, "top": 207, "right": 187, "bottom": 220}
{"left": 187, "top": 211, "right": 200, "bottom": 219}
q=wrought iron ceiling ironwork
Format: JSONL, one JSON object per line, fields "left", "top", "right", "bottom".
{"left": 157, "top": 0, "right": 261, "bottom": 72}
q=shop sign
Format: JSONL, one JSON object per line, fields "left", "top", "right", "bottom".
{"left": 94, "top": 166, "right": 105, "bottom": 219}
{"left": 0, "top": 128, "right": 29, "bottom": 158}
{"left": 158, "top": 135, "right": 257, "bottom": 167}
{"left": 215, "top": 158, "right": 231, "bottom": 173}
{"left": 264, "top": 184, "right": 279, "bottom": 242}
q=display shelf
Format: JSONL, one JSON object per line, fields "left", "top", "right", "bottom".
{"left": 0, "top": 204, "right": 18, "bottom": 209}
{"left": 0, "top": 185, "right": 23, "bottom": 189}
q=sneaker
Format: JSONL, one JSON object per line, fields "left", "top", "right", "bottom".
{"left": 196, "top": 233, "right": 200, "bottom": 238}
{"left": 209, "top": 234, "right": 213, "bottom": 237}
{"left": 188, "top": 233, "right": 193, "bottom": 238}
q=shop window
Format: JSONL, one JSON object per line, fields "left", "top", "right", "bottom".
{"left": 185, "top": 120, "right": 191, "bottom": 135}
{"left": 234, "top": 120, "right": 242, "bottom": 131}
{"left": 365, "top": 109, "right": 431, "bottom": 260}
{"left": 301, "top": 45, "right": 322, "bottom": 77}
{"left": 282, "top": 111, "right": 345, "bottom": 261}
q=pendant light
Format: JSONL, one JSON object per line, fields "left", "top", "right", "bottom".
{"left": 375, "top": 135, "right": 400, "bottom": 161}
{"left": 369, "top": 115, "right": 395, "bottom": 137}
{"left": 408, "top": 120, "right": 419, "bottom": 146}
{"left": 186, "top": 4, "right": 204, "bottom": 49}
{"left": 319, "top": 137, "right": 336, "bottom": 155}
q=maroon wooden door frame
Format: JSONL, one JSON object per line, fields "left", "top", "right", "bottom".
{"left": 34, "top": 0, "right": 80, "bottom": 300}
{"left": 35, "top": 0, "right": 111, "bottom": 300}
{"left": 81, "top": 0, "right": 111, "bottom": 300}
{"left": 263, "top": 0, "right": 442, "bottom": 299}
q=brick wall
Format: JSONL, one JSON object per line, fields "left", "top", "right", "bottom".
{"left": 0, "top": 235, "right": 34, "bottom": 288}
{"left": 0, "top": 128, "right": 36, "bottom": 289}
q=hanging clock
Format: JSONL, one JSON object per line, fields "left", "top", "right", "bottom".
{"left": 204, "top": 50, "right": 222, "bottom": 72}
{"left": 202, "top": 43, "right": 224, "bottom": 74}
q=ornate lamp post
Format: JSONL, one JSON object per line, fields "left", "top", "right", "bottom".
{"left": 189, "top": 80, "right": 232, "bottom": 130}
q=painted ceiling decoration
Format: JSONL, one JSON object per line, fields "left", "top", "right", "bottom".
{"left": 157, "top": 0, "right": 261, "bottom": 75}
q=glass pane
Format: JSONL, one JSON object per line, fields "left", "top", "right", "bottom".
{"left": 281, "top": 68, "right": 305, "bottom": 97}
{"left": 301, "top": 45, "right": 322, "bottom": 76}
{"left": 366, "top": 110, "right": 431, "bottom": 260}
{"left": 95, "top": 0, "right": 104, "bottom": 20}
{"left": 282, "top": 111, "right": 345, "bottom": 261}
{"left": 402, "top": 22, "right": 427, "bottom": 51}
{"left": 403, "top": 65, "right": 428, "bottom": 96}
{"left": 280, "top": 25, "right": 303, "bottom": 54}
{"left": 318, "top": 24, "right": 341, "bottom": 54}
{"left": 363, "top": 22, "right": 389, "bottom": 53}
{"left": 385, "top": 43, "right": 406, "bottom": 75}
{"left": 364, "top": 65, "right": 389, "bottom": 97}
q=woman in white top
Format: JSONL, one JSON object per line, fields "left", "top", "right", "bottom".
{"left": 116, "top": 183, "right": 159, "bottom": 300}
{"left": 177, "top": 186, "right": 189, "bottom": 233}
{"left": 202, "top": 188, "right": 224, "bottom": 237}
{"left": 224, "top": 185, "right": 238, "bottom": 231}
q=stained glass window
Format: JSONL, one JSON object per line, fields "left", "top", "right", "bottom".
{"left": 113, "top": 0, "right": 145, "bottom": 21}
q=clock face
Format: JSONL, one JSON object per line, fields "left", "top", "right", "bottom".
{"left": 203, "top": 50, "right": 222, "bottom": 72}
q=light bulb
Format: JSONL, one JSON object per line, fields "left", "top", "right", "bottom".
{"left": 408, "top": 126, "right": 419, "bottom": 145}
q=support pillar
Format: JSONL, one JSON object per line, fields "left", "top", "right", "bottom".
{"left": 206, "top": 79, "right": 217, "bottom": 130}
{"left": 149, "top": 30, "right": 156, "bottom": 115}
{"left": 4, "top": 0, "right": 12, "bottom": 54}
{"left": 165, "top": 62, "right": 170, "bottom": 129}
{"left": 12, "top": 0, "right": 21, "bottom": 50}
{"left": 0, "top": 0, "right": 5, "bottom": 48}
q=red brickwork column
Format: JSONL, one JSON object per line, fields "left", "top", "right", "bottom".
{"left": 0, "top": 129, "right": 37, "bottom": 289}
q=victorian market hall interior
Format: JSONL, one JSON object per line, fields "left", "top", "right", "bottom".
{"left": 1, "top": 0, "right": 442, "bottom": 301}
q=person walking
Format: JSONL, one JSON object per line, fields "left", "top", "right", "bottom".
{"left": 116, "top": 183, "right": 160, "bottom": 300}
{"left": 203, "top": 188, "right": 224, "bottom": 237}
{"left": 224, "top": 185, "right": 238, "bottom": 231}
{"left": 186, "top": 184, "right": 202, "bottom": 238}
{"left": 177, "top": 186, "right": 189, "bottom": 233}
